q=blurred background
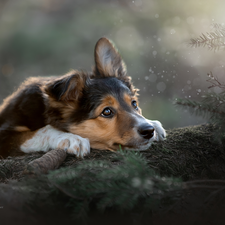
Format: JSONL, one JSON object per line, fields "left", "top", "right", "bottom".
{"left": 1, "top": 0, "right": 225, "bottom": 129}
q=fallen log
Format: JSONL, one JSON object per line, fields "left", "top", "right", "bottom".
{"left": 23, "top": 148, "right": 67, "bottom": 174}
{"left": 0, "top": 124, "right": 224, "bottom": 182}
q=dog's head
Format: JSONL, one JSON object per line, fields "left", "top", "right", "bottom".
{"left": 45, "top": 38, "right": 156, "bottom": 151}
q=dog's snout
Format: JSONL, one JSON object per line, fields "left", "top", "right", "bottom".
{"left": 138, "top": 124, "right": 154, "bottom": 139}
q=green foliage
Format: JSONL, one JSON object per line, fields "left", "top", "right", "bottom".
{"left": 2, "top": 127, "right": 225, "bottom": 223}
{"left": 47, "top": 150, "right": 180, "bottom": 219}
{"left": 176, "top": 79, "right": 225, "bottom": 141}
{"left": 15, "top": 151, "right": 181, "bottom": 221}
{"left": 176, "top": 23, "right": 225, "bottom": 141}
{"left": 176, "top": 92, "right": 225, "bottom": 121}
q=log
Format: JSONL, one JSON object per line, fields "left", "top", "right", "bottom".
{"left": 1, "top": 123, "right": 224, "bottom": 180}
{"left": 23, "top": 148, "right": 67, "bottom": 174}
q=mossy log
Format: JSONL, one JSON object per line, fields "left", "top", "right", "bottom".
{"left": 0, "top": 124, "right": 225, "bottom": 225}
{"left": 0, "top": 124, "right": 224, "bottom": 182}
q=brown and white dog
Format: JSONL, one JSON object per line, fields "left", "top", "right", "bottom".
{"left": 0, "top": 37, "right": 166, "bottom": 158}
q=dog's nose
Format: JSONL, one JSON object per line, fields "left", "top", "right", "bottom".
{"left": 138, "top": 124, "right": 154, "bottom": 139}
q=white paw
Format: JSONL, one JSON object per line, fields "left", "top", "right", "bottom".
{"left": 147, "top": 120, "right": 166, "bottom": 142}
{"left": 56, "top": 133, "right": 90, "bottom": 158}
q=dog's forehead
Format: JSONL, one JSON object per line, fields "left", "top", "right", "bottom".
{"left": 88, "top": 77, "right": 132, "bottom": 100}
{"left": 91, "top": 77, "right": 130, "bottom": 93}
{"left": 71, "top": 77, "right": 137, "bottom": 123}
{"left": 82, "top": 77, "right": 134, "bottom": 116}
{"left": 98, "top": 78, "right": 134, "bottom": 110}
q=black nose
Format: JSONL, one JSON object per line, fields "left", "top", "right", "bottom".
{"left": 138, "top": 124, "right": 154, "bottom": 139}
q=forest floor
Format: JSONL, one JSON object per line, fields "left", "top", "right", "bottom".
{"left": 0, "top": 124, "right": 225, "bottom": 225}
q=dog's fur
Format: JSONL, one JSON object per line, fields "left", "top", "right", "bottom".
{"left": 0, "top": 38, "right": 166, "bottom": 158}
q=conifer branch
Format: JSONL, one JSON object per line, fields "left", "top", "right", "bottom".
{"left": 178, "top": 24, "right": 225, "bottom": 137}
{"left": 207, "top": 71, "right": 225, "bottom": 90}
{"left": 189, "top": 23, "right": 225, "bottom": 51}
{"left": 175, "top": 98, "right": 225, "bottom": 119}
{"left": 45, "top": 150, "right": 181, "bottom": 219}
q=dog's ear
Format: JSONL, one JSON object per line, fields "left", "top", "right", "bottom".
{"left": 94, "top": 37, "right": 127, "bottom": 78}
{"left": 45, "top": 71, "right": 87, "bottom": 102}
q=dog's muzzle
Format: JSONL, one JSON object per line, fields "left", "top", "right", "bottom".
{"left": 138, "top": 124, "right": 154, "bottom": 139}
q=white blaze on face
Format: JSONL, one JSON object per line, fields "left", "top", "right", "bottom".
{"left": 124, "top": 113, "right": 166, "bottom": 151}
{"left": 146, "top": 119, "right": 166, "bottom": 141}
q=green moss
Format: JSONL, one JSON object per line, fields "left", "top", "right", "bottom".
{"left": 0, "top": 124, "right": 225, "bottom": 224}
{"left": 147, "top": 124, "right": 224, "bottom": 180}
{"left": 0, "top": 124, "right": 224, "bottom": 183}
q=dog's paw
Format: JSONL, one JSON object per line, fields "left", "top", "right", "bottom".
{"left": 147, "top": 120, "right": 166, "bottom": 142}
{"left": 56, "top": 133, "right": 90, "bottom": 158}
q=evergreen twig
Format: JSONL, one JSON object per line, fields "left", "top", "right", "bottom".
{"left": 189, "top": 23, "right": 225, "bottom": 51}
{"left": 207, "top": 71, "right": 225, "bottom": 90}
{"left": 177, "top": 23, "right": 225, "bottom": 141}
{"left": 31, "top": 150, "right": 181, "bottom": 220}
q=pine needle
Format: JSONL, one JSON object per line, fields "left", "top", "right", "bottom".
{"left": 189, "top": 23, "right": 225, "bottom": 51}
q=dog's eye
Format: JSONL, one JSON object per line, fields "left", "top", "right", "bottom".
{"left": 131, "top": 100, "right": 138, "bottom": 110}
{"left": 101, "top": 107, "right": 113, "bottom": 118}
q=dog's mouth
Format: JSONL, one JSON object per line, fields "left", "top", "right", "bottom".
{"left": 113, "top": 139, "right": 153, "bottom": 151}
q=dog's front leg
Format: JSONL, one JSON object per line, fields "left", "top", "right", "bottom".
{"left": 20, "top": 125, "right": 90, "bottom": 157}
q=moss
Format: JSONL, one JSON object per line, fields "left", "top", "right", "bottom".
{"left": 146, "top": 124, "right": 225, "bottom": 180}
{"left": 0, "top": 124, "right": 224, "bottom": 183}
{"left": 0, "top": 124, "right": 225, "bottom": 224}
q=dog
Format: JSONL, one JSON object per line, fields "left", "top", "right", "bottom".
{"left": 0, "top": 37, "right": 166, "bottom": 158}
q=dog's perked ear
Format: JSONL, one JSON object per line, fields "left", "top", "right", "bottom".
{"left": 45, "top": 70, "right": 88, "bottom": 102}
{"left": 94, "top": 37, "right": 127, "bottom": 78}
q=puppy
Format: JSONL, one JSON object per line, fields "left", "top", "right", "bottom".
{"left": 0, "top": 37, "right": 166, "bottom": 158}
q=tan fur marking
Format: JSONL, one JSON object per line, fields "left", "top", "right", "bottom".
{"left": 68, "top": 95, "right": 121, "bottom": 149}
{"left": 69, "top": 94, "right": 143, "bottom": 150}
{"left": 94, "top": 95, "right": 120, "bottom": 116}
{"left": 69, "top": 118, "right": 116, "bottom": 150}
{"left": 123, "top": 93, "right": 141, "bottom": 114}
{"left": 47, "top": 95, "right": 78, "bottom": 120}
{"left": 57, "top": 139, "right": 70, "bottom": 149}
{"left": 123, "top": 93, "right": 138, "bottom": 106}
{"left": 60, "top": 103, "right": 78, "bottom": 121}
{"left": 19, "top": 130, "right": 37, "bottom": 147}
{"left": 69, "top": 114, "right": 141, "bottom": 151}
{"left": 14, "top": 126, "right": 30, "bottom": 132}
{"left": 48, "top": 96, "right": 65, "bottom": 108}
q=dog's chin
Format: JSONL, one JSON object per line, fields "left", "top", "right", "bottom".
{"left": 122, "top": 140, "right": 153, "bottom": 151}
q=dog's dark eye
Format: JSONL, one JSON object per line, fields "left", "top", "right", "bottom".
{"left": 101, "top": 107, "right": 113, "bottom": 118}
{"left": 132, "top": 100, "right": 138, "bottom": 110}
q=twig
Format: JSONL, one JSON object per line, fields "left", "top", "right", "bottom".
{"left": 23, "top": 148, "right": 67, "bottom": 174}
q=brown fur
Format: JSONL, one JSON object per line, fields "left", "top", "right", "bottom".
{"left": 0, "top": 37, "right": 154, "bottom": 158}
{"left": 14, "top": 126, "right": 31, "bottom": 132}
{"left": 68, "top": 93, "right": 146, "bottom": 151}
